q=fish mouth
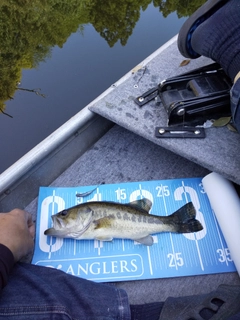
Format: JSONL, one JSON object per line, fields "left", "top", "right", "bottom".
{"left": 44, "top": 227, "right": 67, "bottom": 237}
{"left": 44, "top": 216, "right": 68, "bottom": 236}
{"left": 52, "top": 216, "right": 66, "bottom": 230}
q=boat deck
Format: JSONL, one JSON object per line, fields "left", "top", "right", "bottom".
{"left": 90, "top": 35, "right": 240, "bottom": 186}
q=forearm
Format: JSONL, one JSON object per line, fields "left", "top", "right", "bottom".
{"left": 0, "top": 244, "right": 14, "bottom": 294}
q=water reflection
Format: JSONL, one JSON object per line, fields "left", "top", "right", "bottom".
{"left": 0, "top": 0, "right": 205, "bottom": 113}
{"left": 153, "top": 0, "right": 205, "bottom": 18}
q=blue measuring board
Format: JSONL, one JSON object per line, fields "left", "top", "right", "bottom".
{"left": 32, "top": 178, "right": 236, "bottom": 282}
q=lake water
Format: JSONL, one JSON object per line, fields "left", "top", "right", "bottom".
{"left": 0, "top": 1, "right": 204, "bottom": 173}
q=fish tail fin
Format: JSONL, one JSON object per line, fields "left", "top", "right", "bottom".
{"left": 171, "top": 202, "right": 203, "bottom": 233}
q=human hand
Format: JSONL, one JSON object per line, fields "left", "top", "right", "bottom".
{"left": 0, "top": 209, "right": 35, "bottom": 262}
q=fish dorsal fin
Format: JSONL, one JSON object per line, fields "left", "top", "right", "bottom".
{"left": 128, "top": 198, "right": 152, "bottom": 213}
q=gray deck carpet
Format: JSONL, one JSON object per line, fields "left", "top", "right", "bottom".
{"left": 26, "top": 124, "right": 240, "bottom": 304}
{"left": 89, "top": 36, "right": 240, "bottom": 185}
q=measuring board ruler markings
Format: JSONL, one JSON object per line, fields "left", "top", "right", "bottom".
{"left": 32, "top": 178, "right": 236, "bottom": 282}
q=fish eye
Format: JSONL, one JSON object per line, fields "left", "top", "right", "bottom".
{"left": 60, "top": 210, "right": 68, "bottom": 216}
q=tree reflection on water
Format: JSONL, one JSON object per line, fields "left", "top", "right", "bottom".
{"left": 0, "top": 0, "right": 205, "bottom": 113}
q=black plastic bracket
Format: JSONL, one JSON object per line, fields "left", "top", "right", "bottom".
{"left": 135, "top": 63, "right": 232, "bottom": 127}
{"left": 155, "top": 126, "right": 205, "bottom": 138}
{"left": 134, "top": 86, "right": 158, "bottom": 107}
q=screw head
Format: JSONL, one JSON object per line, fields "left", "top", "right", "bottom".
{"left": 194, "top": 130, "right": 201, "bottom": 135}
{"left": 177, "top": 108, "right": 185, "bottom": 116}
{"left": 158, "top": 128, "right": 165, "bottom": 134}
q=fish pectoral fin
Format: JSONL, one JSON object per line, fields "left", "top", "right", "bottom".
{"left": 95, "top": 236, "right": 113, "bottom": 242}
{"left": 134, "top": 235, "right": 153, "bottom": 246}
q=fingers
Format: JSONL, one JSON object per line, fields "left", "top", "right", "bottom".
{"left": 11, "top": 209, "right": 35, "bottom": 237}
{"left": 26, "top": 211, "right": 35, "bottom": 238}
{"left": 19, "top": 209, "right": 36, "bottom": 240}
{"left": 29, "top": 224, "right": 36, "bottom": 239}
{"left": 0, "top": 209, "right": 35, "bottom": 262}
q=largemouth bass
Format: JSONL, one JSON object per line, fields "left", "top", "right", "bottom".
{"left": 44, "top": 199, "right": 203, "bottom": 246}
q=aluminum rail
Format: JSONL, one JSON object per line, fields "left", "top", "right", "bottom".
{"left": 0, "top": 106, "right": 95, "bottom": 194}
